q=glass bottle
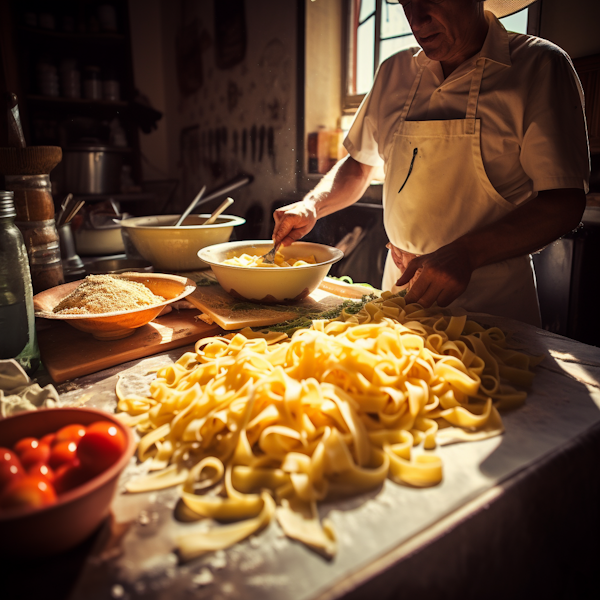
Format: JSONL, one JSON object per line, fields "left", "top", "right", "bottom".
{"left": 0, "top": 191, "right": 41, "bottom": 376}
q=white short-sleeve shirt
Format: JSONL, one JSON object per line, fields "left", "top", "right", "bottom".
{"left": 344, "top": 12, "right": 590, "bottom": 205}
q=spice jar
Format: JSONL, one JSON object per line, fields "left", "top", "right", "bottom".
{"left": 83, "top": 66, "right": 102, "bottom": 100}
{"left": 0, "top": 191, "right": 41, "bottom": 376}
{"left": 0, "top": 146, "right": 65, "bottom": 294}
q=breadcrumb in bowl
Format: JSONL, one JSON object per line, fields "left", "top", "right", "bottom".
{"left": 33, "top": 272, "right": 196, "bottom": 340}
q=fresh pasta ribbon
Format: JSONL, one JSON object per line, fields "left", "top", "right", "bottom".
{"left": 117, "top": 291, "right": 541, "bottom": 559}
{"left": 222, "top": 250, "right": 317, "bottom": 268}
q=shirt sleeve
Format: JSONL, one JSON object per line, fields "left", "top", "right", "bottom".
{"left": 343, "top": 63, "right": 387, "bottom": 168}
{"left": 521, "top": 44, "right": 590, "bottom": 193}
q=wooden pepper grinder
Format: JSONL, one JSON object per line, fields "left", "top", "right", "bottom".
{"left": 0, "top": 93, "right": 64, "bottom": 294}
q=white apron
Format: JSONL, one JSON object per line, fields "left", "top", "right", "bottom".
{"left": 381, "top": 57, "right": 542, "bottom": 327}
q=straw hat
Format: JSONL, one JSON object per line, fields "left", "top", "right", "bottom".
{"left": 483, "top": 0, "right": 538, "bottom": 18}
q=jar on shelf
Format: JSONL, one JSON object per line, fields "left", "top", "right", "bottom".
{"left": 97, "top": 4, "right": 118, "bottom": 33}
{"left": 83, "top": 66, "right": 102, "bottom": 100}
{"left": 38, "top": 12, "right": 56, "bottom": 30}
{"left": 60, "top": 59, "right": 81, "bottom": 99}
{"left": 0, "top": 191, "right": 41, "bottom": 376}
{"left": 36, "top": 58, "right": 59, "bottom": 98}
{"left": 102, "top": 68, "right": 120, "bottom": 102}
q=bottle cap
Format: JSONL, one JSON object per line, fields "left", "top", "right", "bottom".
{"left": 0, "top": 190, "right": 16, "bottom": 218}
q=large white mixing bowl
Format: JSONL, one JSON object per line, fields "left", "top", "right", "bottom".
{"left": 198, "top": 240, "right": 344, "bottom": 303}
{"left": 120, "top": 214, "right": 246, "bottom": 272}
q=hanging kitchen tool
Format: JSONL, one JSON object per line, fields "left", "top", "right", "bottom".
{"left": 175, "top": 185, "right": 207, "bottom": 226}
{"left": 203, "top": 197, "right": 234, "bottom": 225}
{"left": 258, "top": 125, "right": 266, "bottom": 162}
{"left": 250, "top": 125, "right": 257, "bottom": 162}
{"left": 268, "top": 126, "right": 276, "bottom": 173}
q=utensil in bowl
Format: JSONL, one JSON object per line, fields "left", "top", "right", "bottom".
{"left": 0, "top": 407, "right": 136, "bottom": 558}
{"left": 198, "top": 240, "right": 344, "bottom": 303}
{"left": 203, "top": 197, "right": 234, "bottom": 226}
{"left": 33, "top": 272, "right": 196, "bottom": 340}
{"left": 175, "top": 185, "right": 207, "bottom": 227}
{"left": 120, "top": 214, "right": 246, "bottom": 272}
{"left": 260, "top": 241, "right": 281, "bottom": 265}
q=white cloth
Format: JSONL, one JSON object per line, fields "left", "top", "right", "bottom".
{"left": 0, "top": 359, "right": 61, "bottom": 418}
{"left": 344, "top": 11, "right": 590, "bottom": 206}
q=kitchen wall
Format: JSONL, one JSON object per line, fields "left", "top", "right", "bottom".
{"left": 151, "top": 0, "right": 300, "bottom": 239}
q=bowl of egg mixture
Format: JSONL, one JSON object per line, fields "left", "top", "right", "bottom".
{"left": 198, "top": 240, "right": 344, "bottom": 303}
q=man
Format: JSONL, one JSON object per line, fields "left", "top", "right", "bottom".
{"left": 272, "top": 0, "right": 590, "bottom": 326}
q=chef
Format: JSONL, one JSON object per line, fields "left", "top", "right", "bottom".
{"left": 272, "top": 0, "right": 590, "bottom": 326}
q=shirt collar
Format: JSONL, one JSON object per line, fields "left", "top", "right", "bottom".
{"left": 414, "top": 10, "right": 511, "bottom": 70}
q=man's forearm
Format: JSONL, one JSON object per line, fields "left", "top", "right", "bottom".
{"left": 304, "top": 156, "right": 377, "bottom": 219}
{"left": 454, "top": 188, "right": 587, "bottom": 271}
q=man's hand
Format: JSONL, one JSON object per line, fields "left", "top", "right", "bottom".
{"left": 272, "top": 200, "right": 318, "bottom": 247}
{"left": 398, "top": 242, "right": 473, "bottom": 307}
{"left": 397, "top": 188, "right": 586, "bottom": 308}
{"left": 270, "top": 156, "right": 378, "bottom": 247}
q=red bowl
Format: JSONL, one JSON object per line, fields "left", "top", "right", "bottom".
{"left": 0, "top": 407, "right": 136, "bottom": 558}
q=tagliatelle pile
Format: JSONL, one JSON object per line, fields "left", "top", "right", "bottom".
{"left": 222, "top": 250, "right": 317, "bottom": 268}
{"left": 116, "top": 292, "right": 542, "bottom": 561}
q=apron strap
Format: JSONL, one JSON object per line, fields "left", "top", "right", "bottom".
{"left": 465, "top": 58, "right": 486, "bottom": 134}
{"left": 400, "top": 57, "right": 487, "bottom": 135}
{"left": 399, "top": 64, "right": 426, "bottom": 127}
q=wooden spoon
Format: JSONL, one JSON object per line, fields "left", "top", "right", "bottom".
{"left": 203, "top": 197, "right": 234, "bottom": 225}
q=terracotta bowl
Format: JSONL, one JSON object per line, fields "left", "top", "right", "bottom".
{"left": 198, "top": 240, "right": 344, "bottom": 303}
{"left": 33, "top": 272, "right": 196, "bottom": 340}
{"left": 120, "top": 213, "right": 246, "bottom": 271}
{"left": 0, "top": 407, "right": 136, "bottom": 558}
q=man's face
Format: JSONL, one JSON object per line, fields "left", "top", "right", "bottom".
{"left": 400, "top": 0, "right": 484, "bottom": 64}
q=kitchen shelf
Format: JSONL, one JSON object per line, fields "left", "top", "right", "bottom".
{"left": 27, "top": 94, "right": 128, "bottom": 109}
{"left": 19, "top": 26, "right": 127, "bottom": 43}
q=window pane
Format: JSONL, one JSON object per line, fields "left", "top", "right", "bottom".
{"left": 380, "top": 1, "right": 412, "bottom": 39}
{"left": 379, "top": 3, "right": 417, "bottom": 66}
{"left": 356, "top": 13, "right": 375, "bottom": 95}
{"left": 500, "top": 9, "right": 528, "bottom": 34}
{"left": 359, "top": 0, "right": 375, "bottom": 22}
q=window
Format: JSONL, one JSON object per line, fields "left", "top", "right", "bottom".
{"left": 343, "top": 0, "right": 531, "bottom": 113}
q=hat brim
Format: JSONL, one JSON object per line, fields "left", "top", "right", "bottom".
{"left": 484, "top": 0, "right": 538, "bottom": 19}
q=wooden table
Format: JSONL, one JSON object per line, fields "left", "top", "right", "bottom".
{"left": 3, "top": 315, "right": 600, "bottom": 600}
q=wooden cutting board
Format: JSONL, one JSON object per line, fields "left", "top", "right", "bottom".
{"left": 36, "top": 309, "right": 222, "bottom": 384}
{"left": 185, "top": 273, "right": 373, "bottom": 330}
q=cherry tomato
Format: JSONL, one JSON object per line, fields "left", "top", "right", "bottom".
{"left": 27, "top": 462, "right": 55, "bottom": 483}
{"left": 49, "top": 441, "right": 78, "bottom": 470}
{"left": 19, "top": 442, "right": 51, "bottom": 470}
{"left": 13, "top": 436, "right": 40, "bottom": 457}
{"left": 40, "top": 432, "right": 56, "bottom": 447}
{"left": 54, "top": 424, "right": 87, "bottom": 445}
{"left": 77, "top": 421, "right": 127, "bottom": 475}
{"left": 53, "top": 461, "right": 93, "bottom": 494}
{"left": 0, "top": 448, "right": 25, "bottom": 492}
{"left": 0, "top": 475, "right": 57, "bottom": 510}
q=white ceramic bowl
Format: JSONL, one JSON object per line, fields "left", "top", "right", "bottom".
{"left": 198, "top": 240, "right": 344, "bottom": 303}
{"left": 34, "top": 272, "right": 196, "bottom": 340}
{"left": 120, "top": 214, "right": 246, "bottom": 272}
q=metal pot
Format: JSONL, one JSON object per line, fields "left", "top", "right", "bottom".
{"left": 62, "top": 145, "right": 129, "bottom": 194}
